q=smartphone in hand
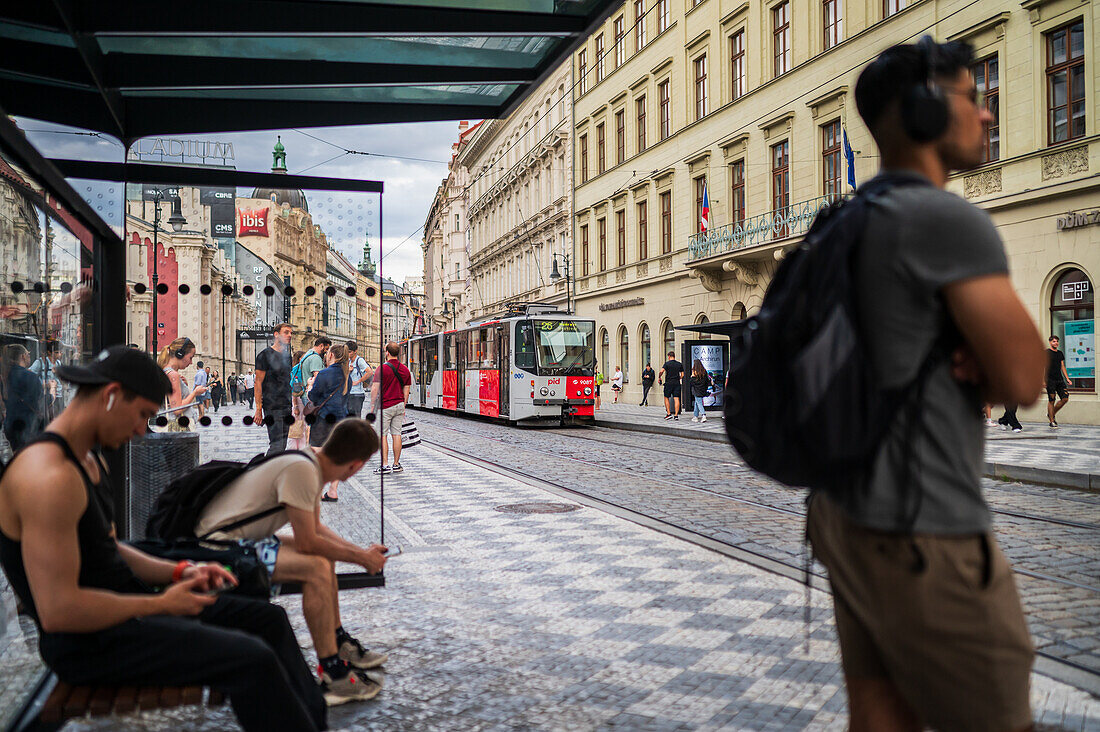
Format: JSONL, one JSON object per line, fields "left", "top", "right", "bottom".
{"left": 383, "top": 545, "right": 403, "bottom": 558}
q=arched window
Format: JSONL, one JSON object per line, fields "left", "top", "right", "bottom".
{"left": 600, "top": 327, "right": 610, "bottom": 375}
{"left": 640, "top": 322, "right": 651, "bottom": 372}
{"left": 733, "top": 302, "right": 747, "bottom": 320}
{"left": 1050, "top": 268, "right": 1094, "bottom": 390}
{"left": 695, "top": 313, "right": 711, "bottom": 340}
{"left": 662, "top": 321, "right": 675, "bottom": 362}
{"left": 618, "top": 325, "right": 629, "bottom": 383}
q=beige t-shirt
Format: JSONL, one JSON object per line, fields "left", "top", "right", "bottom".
{"left": 195, "top": 451, "right": 323, "bottom": 541}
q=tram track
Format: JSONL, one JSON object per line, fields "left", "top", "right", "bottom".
{"left": 420, "top": 433, "right": 1100, "bottom": 694}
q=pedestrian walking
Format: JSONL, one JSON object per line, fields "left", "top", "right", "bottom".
{"left": 192, "top": 362, "right": 208, "bottom": 420}
{"left": 1, "top": 344, "right": 45, "bottom": 450}
{"left": 594, "top": 364, "right": 603, "bottom": 410}
{"left": 209, "top": 371, "right": 224, "bottom": 413}
{"left": 803, "top": 38, "right": 1045, "bottom": 730}
{"left": 371, "top": 342, "right": 411, "bottom": 475}
{"left": 228, "top": 371, "right": 238, "bottom": 405}
{"left": 29, "top": 340, "right": 62, "bottom": 420}
{"left": 998, "top": 404, "right": 1023, "bottom": 432}
{"left": 1046, "top": 335, "right": 1070, "bottom": 428}
{"left": 610, "top": 366, "right": 623, "bottom": 403}
{"left": 157, "top": 337, "right": 207, "bottom": 431}
{"left": 346, "top": 341, "right": 373, "bottom": 419}
{"left": 254, "top": 323, "right": 294, "bottom": 455}
{"left": 658, "top": 351, "right": 683, "bottom": 420}
{"left": 640, "top": 363, "right": 655, "bottom": 406}
{"left": 243, "top": 370, "right": 255, "bottom": 409}
{"left": 308, "top": 344, "right": 352, "bottom": 502}
{"left": 689, "top": 359, "right": 710, "bottom": 423}
{"left": 287, "top": 351, "right": 308, "bottom": 451}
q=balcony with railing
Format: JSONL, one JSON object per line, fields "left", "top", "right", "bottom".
{"left": 687, "top": 194, "right": 844, "bottom": 263}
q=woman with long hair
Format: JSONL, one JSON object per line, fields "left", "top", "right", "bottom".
{"left": 287, "top": 349, "right": 308, "bottom": 450}
{"left": 209, "top": 370, "right": 225, "bottom": 413}
{"left": 307, "top": 344, "right": 351, "bottom": 501}
{"left": 689, "top": 358, "right": 711, "bottom": 423}
{"left": 1, "top": 343, "right": 44, "bottom": 451}
{"left": 158, "top": 337, "right": 207, "bottom": 430}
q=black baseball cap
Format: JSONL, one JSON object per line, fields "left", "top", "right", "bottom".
{"left": 55, "top": 345, "right": 171, "bottom": 404}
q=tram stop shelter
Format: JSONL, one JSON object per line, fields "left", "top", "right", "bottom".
{"left": 0, "top": 1, "right": 620, "bottom": 727}
{"left": 672, "top": 319, "right": 747, "bottom": 412}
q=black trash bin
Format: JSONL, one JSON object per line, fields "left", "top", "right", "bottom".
{"left": 126, "top": 431, "right": 200, "bottom": 541}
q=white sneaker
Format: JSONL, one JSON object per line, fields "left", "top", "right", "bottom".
{"left": 1012, "top": 427, "right": 1023, "bottom": 433}
{"left": 985, "top": 419, "right": 997, "bottom": 427}
{"left": 700, "top": 415, "right": 707, "bottom": 423}
{"left": 691, "top": 417, "right": 699, "bottom": 422}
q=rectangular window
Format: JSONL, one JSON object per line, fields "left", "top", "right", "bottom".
{"left": 822, "top": 120, "right": 841, "bottom": 201}
{"left": 772, "top": 140, "right": 790, "bottom": 236}
{"left": 580, "top": 134, "right": 589, "bottom": 182}
{"left": 614, "top": 15, "right": 625, "bottom": 67}
{"left": 616, "top": 110, "right": 626, "bottom": 165}
{"left": 598, "top": 217, "right": 607, "bottom": 271}
{"left": 729, "top": 160, "right": 745, "bottom": 224}
{"left": 695, "top": 176, "right": 707, "bottom": 233}
{"left": 1046, "top": 20, "right": 1085, "bottom": 145}
{"left": 616, "top": 210, "right": 626, "bottom": 266}
{"left": 581, "top": 224, "right": 590, "bottom": 276}
{"left": 636, "top": 96, "right": 647, "bottom": 153}
{"left": 883, "top": 0, "right": 906, "bottom": 17}
{"left": 773, "top": 2, "right": 791, "bottom": 77}
{"left": 823, "top": 0, "right": 842, "bottom": 50}
{"left": 660, "top": 191, "right": 672, "bottom": 254}
{"left": 657, "top": 0, "right": 669, "bottom": 33}
{"left": 595, "top": 34, "right": 605, "bottom": 83}
{"left": 578, "top": 49, "right": 588, "bottom": 94}
{"left": 454, "top": 213, "right": 460, "bottom": 230}
{"left": 635, "top": 0, "right": 647, "bottom": 50}
{"left": 637, "top": 200, "right": 648, "bottom": 260}
{"left": 597, "top": 123, "right": 606, "bottom": 174}
{"left": 659, "top": 81, "right": 671, "bottom": 140}
{"left": 730, "top": 31, "right": 745, "bottom": 101}
{"left": 694, "top": 54, "right": 708, "bottom": 120}
{"left": 973, "top": 56, "right": 1000, "bottom": 162}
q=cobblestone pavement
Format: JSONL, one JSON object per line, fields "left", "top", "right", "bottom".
{"left": 411, "top": 410, "right": 1100, "bottom": 680}
{"left": 49, "top": 406, "right": 1100, "bottom": 729}
{"left": 594, "top": 404, "right": 1100, "bottom": 484}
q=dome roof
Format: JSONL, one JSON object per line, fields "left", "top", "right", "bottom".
{"left": 251, "top": 187, "right": 309, "bottom": 212}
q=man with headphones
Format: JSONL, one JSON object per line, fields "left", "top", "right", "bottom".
{"left": 804, "top": 38, "right": 1045, "bottom": 730}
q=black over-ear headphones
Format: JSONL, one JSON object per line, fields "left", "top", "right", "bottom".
{"left": 175, "top": 338, "right": 193, "bottom": 359}
{"left": 900, "top": 36, "right": 950, "bottom": 143}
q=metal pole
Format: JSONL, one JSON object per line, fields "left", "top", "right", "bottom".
{"left": 378, "top": 192, "right": 384, "bottom": 547}
{"left": 221, "top": 292, "right": 227, "bottom": 382}
{"left": 151, "top": 192, "right": 160, "bottom": 356}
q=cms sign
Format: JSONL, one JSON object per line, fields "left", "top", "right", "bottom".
{"left": 237, "top": 207, "right": 269, "bottom": 237}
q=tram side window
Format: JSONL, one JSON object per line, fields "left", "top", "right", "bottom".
{"left": 444, "top": 335, "right": 456, "bottom": 369}
{"left": 481, "top": 329, "right": 496, "bottom": 369}
{"left": 468, "top": 329, "right": 480, "bottom": 366}
{"left": 516, "top": 322, "right": 537, "bottom": 371}
{"left": 425, "top": 339, "right": 439, "bottom": 381}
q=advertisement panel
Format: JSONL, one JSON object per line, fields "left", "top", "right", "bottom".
{"left": 1064, "top": 319, "right": 1095, "bottom": 379}
{"left": 682, "top": 341, "right": 728, "bottom": 409}
{"left": 211, "top": 203, "right": 235, "bottom": 238}
{"left": 237, "top": 206, "right": 269, "bottom": 237}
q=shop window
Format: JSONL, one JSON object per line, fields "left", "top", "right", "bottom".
{"left": 600, "top": 327, "right": 610, "bottom": 373}
{"left": 618, "top": 326, "right": 629, "bottom": 383}
{"left": 640, "top": 323, "right": 652, "bottom": 369}
{"left": 662, "top": 321, "right": 675, "bottom": 360}
{"left": 1050, "top": 268, "right": 1094, "bottom": 391}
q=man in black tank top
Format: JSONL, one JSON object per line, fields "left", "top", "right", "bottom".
{"left": 0, "top": 347, "right": 326, "bottom": 731}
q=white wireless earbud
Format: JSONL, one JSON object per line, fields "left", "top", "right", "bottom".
{"left": 106, "top": 394, "right": 116, "bottom": 412}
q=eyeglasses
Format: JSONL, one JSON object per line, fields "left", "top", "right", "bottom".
{"left": 943, "top": 86, "right": 985, "bottom": 108}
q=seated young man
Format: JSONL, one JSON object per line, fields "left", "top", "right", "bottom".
{"left": 194, "top": 418, "right": 389, "bottom": 706}
{"left": 0, "top": 346, "right": 327, "bottom": 732}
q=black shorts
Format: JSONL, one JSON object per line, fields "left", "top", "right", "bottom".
{"left": 663, "top": 383, "right": 680, "bottom": 399}
{"left": 1046, "top": 381, "right": 1069, "bottom": 401}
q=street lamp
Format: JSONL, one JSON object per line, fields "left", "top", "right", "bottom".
{"left": 441, "top": 298, "right": 457, "bottom": 330}
{"left": 220, "top": 282, "right": 239, "bottom": 380}
{"left": 148, "top": 188, "right": 186, "bottom": 356}
{"left": 549, "top": 253, "right": 572, "bottom": 315}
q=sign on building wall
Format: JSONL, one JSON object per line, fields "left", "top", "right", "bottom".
{"left": 1064, "top": 319, "right": 1095, "bottom": 379}
{"left": 237, "top": 207, "right": 269, "bottom": 237}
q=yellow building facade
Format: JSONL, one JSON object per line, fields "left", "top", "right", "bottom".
{"left": 573, "top": 0, "right": 1099, "bottom": 419}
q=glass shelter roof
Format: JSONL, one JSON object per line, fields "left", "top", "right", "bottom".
{"left": 0, "top": 0, "right": 618, "bottom": 142}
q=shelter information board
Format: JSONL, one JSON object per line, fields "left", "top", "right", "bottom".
{"left": 1064, "top": 319, "right": 1095, "bottom": 379}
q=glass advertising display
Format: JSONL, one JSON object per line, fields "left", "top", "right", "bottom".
{"left": 1064, "top": 319, "right": 1095, "bottom": 380}
{"left": 683, "top": 340, "right": 728, "bottom": 409}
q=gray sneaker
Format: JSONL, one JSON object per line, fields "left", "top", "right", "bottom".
{"left": 320, "top": 663, "right": 382, "bottom": 705}
{"left": 339, "top": 638, "right": 389, "bottom": 670}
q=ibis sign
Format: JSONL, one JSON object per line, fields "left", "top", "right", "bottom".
{"left": 237, "top": 207, "right": 269, "bottom": 237}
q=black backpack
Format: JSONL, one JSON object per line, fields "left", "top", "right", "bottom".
{"left": 145, "top": 450, "right": 313, "bottom": 540}
{"left": 724, "top": 174, "right": 944, "bottom": 499}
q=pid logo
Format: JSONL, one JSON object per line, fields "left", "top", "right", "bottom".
{"left": 237, "top": 207, "right": 269, "bottom": 237}
{"left": 547, "top": 378, "right": 561, "bottom": 385}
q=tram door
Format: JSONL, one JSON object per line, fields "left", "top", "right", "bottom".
{"left": 424, "top": 338, "right": 439, "bottom": 407}
{"left": 455, "top": 330, "right": 467, "bottom": 409}
{"left": 497, "top": 325, "right": 510, "bottom": 418}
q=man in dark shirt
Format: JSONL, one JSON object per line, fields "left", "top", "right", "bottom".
{"left": 255, "top": 323, "right": 294, "bottom": 454}
{"left": 657, "top": 351, "right": 683, "bottom": 421}
{"left": 0, "top": 346, "right": 327, "bottom": 732}
{"left": 1046, "top": 335, "right": 1070, "bottom": 427}
{"left": 640, "top": 363, "right": 655, "bottom": 406}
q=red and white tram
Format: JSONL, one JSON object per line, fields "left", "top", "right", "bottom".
{"left": 405, "top": 309, "right": 596, "bottom": 424}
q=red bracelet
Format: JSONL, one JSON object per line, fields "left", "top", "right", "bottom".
{"left": 172, "top": 560, "right": 194, "bottom": 583}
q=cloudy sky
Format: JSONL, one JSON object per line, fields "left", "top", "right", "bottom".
{"left": 15, "top": 118, "right": 466, "bottom": 286}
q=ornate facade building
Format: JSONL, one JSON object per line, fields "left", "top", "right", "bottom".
{"left": 356, "top": 240, "right": 382, "bottom": 361}
{"left": 572, "top": 0, "right": 1099, "bottom": 419}
{"left": 324, "top": 248, "right": 358, "bottom": 345}
{"left": 459, "top": 60, "right": 574, "bottom": 321}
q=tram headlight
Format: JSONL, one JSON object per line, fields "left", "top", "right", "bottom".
{"left": 583, "top": 387, "right": 592, "bottom": 396}
{"left": 540, "top": 387, "right": 549, "bottom": 396}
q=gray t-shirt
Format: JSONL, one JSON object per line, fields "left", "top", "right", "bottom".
{"left": 841, "top": 171, "right": 1008, "bottom": 535}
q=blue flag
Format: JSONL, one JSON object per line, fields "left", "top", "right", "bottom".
{"left": 843, "top": 128, "right": 856, "bottom": 190}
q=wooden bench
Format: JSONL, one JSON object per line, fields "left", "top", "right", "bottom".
{"left": 37, "top": 680, "right": 225, "bottom": 729}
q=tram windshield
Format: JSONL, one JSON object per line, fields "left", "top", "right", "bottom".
{"left": 533, "top": 320, "right": 595, "bottom": 374}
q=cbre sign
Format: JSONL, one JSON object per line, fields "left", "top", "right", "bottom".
{"left": 237, "top": 207, "right": 269, "bottom": 237}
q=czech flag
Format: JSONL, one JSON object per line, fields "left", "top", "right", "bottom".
{"left": 700, "top": 182, "right": 710, "bottom": 233}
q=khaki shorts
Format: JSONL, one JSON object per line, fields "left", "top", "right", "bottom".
{"left": 807, "top": 492, "right": 1033, "bottom": 730}
{"left": 380, "top": 403, "right": 405, "bottom": 437}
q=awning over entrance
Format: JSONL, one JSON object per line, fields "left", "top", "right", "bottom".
{"left": 674, "top": 320, "right": 747, "bottom": 339}
{"left": 0, "top": 0, "right": 619, "bottom": 142}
